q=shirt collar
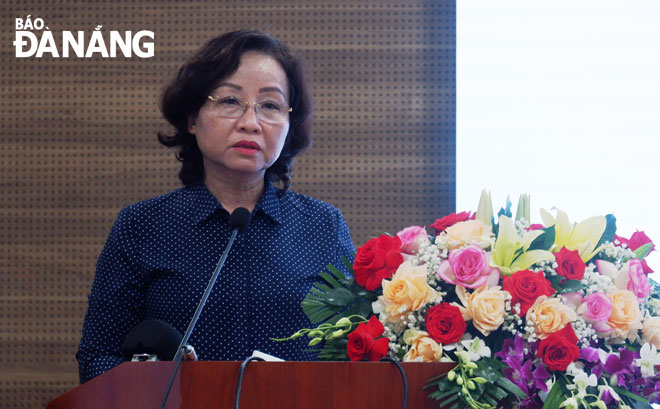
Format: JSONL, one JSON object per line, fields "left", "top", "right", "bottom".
{"left": 189, "top": 180, "right": 282, "bottom": 225}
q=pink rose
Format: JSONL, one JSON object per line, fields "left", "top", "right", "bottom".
{"left": 626, "top": 259, "right": 650, "bottom": 300}
{"left": 437, "top": 244, "right": 500, "bottom": 288}
{"left": 396, "top": 226, "right": 429, "bottom": 256}
{"left": 577, "top": 292, "right": 613, "bottom": 333}
{"left": 597, "top": 259, "right": 651, "bottom": 300}
{"left": 562, "top": 292, "right": 583, "bottom": 310}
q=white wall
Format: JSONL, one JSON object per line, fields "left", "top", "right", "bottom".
{"left": 457, "top": 0, "right": 660, "bottom": 272}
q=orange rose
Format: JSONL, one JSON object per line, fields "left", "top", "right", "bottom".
{"left": 642, "top": 316, "right": 660, "bottom": 348}
{"left": 608, "top": 289, "right": 642, "bottom": 341}
{"left": 526, "top": 296, "right": 577, "bottom": 339}
{"left": 454, "top": 285, "right": 506, "bottom": 336}
{"left": 402, "top": 329, "right": 443, "bottom": 362}
{"left": 379, "top": 261, "right": 440, "bottom": 323}
{"left": 437, "top": 220, "right": 493, "bottom": 250}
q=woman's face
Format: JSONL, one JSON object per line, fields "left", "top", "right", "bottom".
{"left": 189, "top": 51, "right": 290, "bottom": 182}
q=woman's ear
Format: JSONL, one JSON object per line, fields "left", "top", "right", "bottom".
{"left": 187, "top": 115, "right": 196, "bottom": 134}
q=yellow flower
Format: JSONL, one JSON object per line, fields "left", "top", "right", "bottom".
{"left": 540, "top": 208, "right": 606, "bottom": 262}
{"left": 607, "top": 289, "right": 643, "bottom": 342}
{"left": 526, "top": 296, "right": 577, "bottom": 339}
{"left": 489, "top": 215, "right": 555, "bottom": 276}
{"left": 438, "top": 220, "right": 493, "bottom": 250}
{"left": 642, "top": 316, "right": 660, "bottom": 348}
{"left": 378, "top": 261, "right": 439, "bottom": 323}
{"left": 403, "top": 329, "right": 443, "bottom": 362}
{"left": 454, "top": 285, "right": 507, "bottom": 336}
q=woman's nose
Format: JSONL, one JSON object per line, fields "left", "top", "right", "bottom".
{"left": 235, "top": 103, "right": 262, "bottom": 133}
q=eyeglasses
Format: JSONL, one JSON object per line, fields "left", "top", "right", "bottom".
{"left": 207, "top": 95, "right": 292, "bottom": 124}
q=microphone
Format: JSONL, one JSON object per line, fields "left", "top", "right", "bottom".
{"left": 158, "top": 207, "right": 252, "bottom": 409}
{"left": 122, "top": 320, "right": 182, "bottom": 361}
{"left": 229, "top": 207, "right": 251, "bottom": 233}
{"left": 122, "top": 320, "right": 198, "bottom": 362}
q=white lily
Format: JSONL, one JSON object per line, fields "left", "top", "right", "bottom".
{"left": 515, "top": 193, "right": 530, "bottom": 223}
{"left": 635, "top": 343, "right": 660, "bottom": 377}
{"left": 559, "top": 396, "right": 579, "bottom": 409}
{"left": 540, "top": 208, "right": 607, "bottom": 262}
{"left": 566, "top": 372, "right": 597, "bottom": 399}
{"left": 475, "top": 190, "right": 494, "bottom": 227}
{"left": 490, "top": 215, "right": 555, "bottom": 276}
{"left": 460, "top": 337, "right": 491, "bottom": 361}
{"left": 597, "top": 384, "right": 621, "bottom": 402}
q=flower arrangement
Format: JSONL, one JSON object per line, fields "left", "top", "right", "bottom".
{"left": 274, "top": 192, "right": 660, "bottom": 409}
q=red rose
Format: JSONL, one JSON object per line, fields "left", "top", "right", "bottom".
{"left": 537, "top": 324, "right": 579, "bottom": 371}
{"left": 502, "top": 270, "right": 555, "bottom": 316}
{"left": 353, "top": 235, "right": 403, "bottom": 291}
{"left": 347, "top": 316, "right": 389, "bottom": 361}
{"left": 424, "top": 303, "right": 466, "bottom": 344}
{"left": 554, "top": 246, "right": 586, "bottom": 280}
{"left": 430, "top": 211, "right": 474, "bottom": 234}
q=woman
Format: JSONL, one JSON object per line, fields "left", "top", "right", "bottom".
{"left": 76, "top": 30, "right": 355, "bottom": 383}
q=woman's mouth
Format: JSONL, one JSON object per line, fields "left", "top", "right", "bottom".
{"left": 233, "top": 141, "right": 260, "bottom": 154}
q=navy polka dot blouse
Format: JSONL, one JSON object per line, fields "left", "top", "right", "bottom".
{"left": 76, "top": 181, "right": 355, "bottom": 383}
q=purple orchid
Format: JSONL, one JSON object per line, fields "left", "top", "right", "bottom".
{"left": 580, "top": 346, "right": 645, "bottom": 392}
{"left": 495, "top": 334, "right": 546, "bottom": 406}
{"left": 641, "top": 378, "right": 660, "bottom": 403}
{"left": 518, "top": 396, "right": 543, "bottom": 409}
{"left": 496, "top": 335, "right": 526, "bottom": 367}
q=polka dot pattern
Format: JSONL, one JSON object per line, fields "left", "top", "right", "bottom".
{"left": 75, "top": 181, "right": 355, "bottom": 383}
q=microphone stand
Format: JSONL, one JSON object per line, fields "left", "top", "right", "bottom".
{"left": 158, "top": 226, "right": 242, "bottom": 409}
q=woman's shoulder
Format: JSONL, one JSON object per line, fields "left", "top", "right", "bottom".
{"left": 116, "top": 184, "right": 201, "bottom": 222}
{"left": 278, "top": 188, "right": 343, "bottom": 219}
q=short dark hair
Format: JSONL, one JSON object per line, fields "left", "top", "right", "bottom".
{"left": 158, "top": 30, "right": 313, "bottom": 190}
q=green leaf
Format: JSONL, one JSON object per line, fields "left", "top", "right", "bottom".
{"left": 547, "top": 274, "right": 563, "bottom": 287}
{"left": 299, "top": 259, "right": 378, "bottom": 325}
{"left": 634, "top": 243, "right": 654, "bottom": 260}
{"left": 341, "top": 256, "right": 354, "bottom": 274}
{"left": 307, "top": 308, "right": 338, "bottom": 323}
{"left": 596, "top": 214, "right": 617, "bottom": 249}
{"left": 528, "top": 225, "right": 556, "bottom": 251}
{"left": 495, "top": 377, "right": 527, "bottom": 399}
{"left": 318, "top": 271, "right": 343, "bottom": 289}
{"left": 315, "top": 283, "right": 332, "bottom": 292}
{"left": 557, "top": 279, "right": 586, "bottom": 294}
{"left": 428, "top": 389, "right": 456, "bottom": 401}
{"left": 649, "top": 279, "right": 660, "bottom": 299}
{"left": 323, "top": 287, "right": 357, "bottom": 306}
{"left": 326, "top": 264, "right": 347, "bottom": 280}
{"left": 611, "top": 386, "right": 650, "bottom": 404}
{"left": 308, "top": 287, "right": 327, "bottom": 297}
{"left": 438, "top": 394, "right": 460, "bottom": 408}
{"left": 481, "top": 393, "right": 498, "bottom": 407}
{"left": 542, "top": 376, "right": 568, "bottom": 409}
{"left": 546, "top": 275, "right": 587, "bottom": 293}
{"left": 437, "top": 391, "right": 459, "bottom": 408}
{"left": 498, "top": 196, "right": 512, "bottom": 219}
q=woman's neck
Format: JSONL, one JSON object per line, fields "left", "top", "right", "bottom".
{"left": 203, "top": 170, "right": 265, "bottom": 214}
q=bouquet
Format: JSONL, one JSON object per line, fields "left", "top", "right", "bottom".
{"left": 274, "top": 192, "right": 660, "bottom": 409}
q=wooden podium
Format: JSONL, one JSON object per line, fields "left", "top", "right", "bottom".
{"left": 46, "top": 361, "right": 455, "bottom": 409}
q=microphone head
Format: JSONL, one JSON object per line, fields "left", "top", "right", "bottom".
{"left": 229, "top": 207, "right": 251, "bottom": 232}
{"left": 122, "top": 320, "right": 182, "bottom": 361}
